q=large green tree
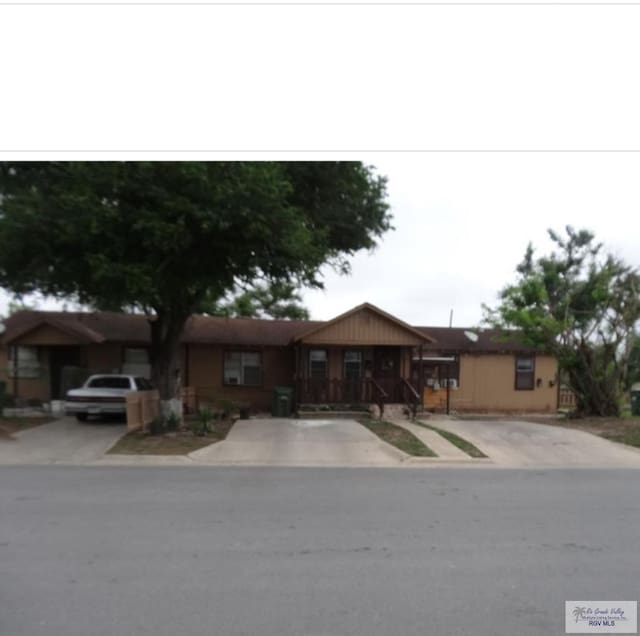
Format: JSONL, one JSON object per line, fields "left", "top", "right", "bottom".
{"left": 204, "top": 281, "right": 310, "bottom": 320}
{"left": 0, "top": 162, "right": 391, "bottom": 411}
{"left": 485, "top": 226, "right": 640, "bottom": 417}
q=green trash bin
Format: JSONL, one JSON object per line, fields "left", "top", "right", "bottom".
{"left": 272, "top": 386, "right": 294, "bottom": 417}
{"left": 631, "top": 384, "right": 640, "bottom": 417}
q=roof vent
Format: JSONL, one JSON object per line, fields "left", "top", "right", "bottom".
{"left": 464, "top": 330, "right": 478, "bottom": 343}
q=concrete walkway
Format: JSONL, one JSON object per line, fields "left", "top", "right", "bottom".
{"left": 0, "top": 417, "right": 126, "bottom": 465}
{"left": 426, "top": 417, "right": 640, "bottom": 468}
{"left": 189, "top": 418, "right": 407, "bottom": 466}
{"left": 391, "top": 419, "right": 473, "bottom": 460}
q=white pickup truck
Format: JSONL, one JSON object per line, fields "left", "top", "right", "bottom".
{"left": 65, "top": 374, "right": 153, "bottom": 421}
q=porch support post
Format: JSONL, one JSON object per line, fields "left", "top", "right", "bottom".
{"left": 418, "top": 344, "right": 424, "bottom": 410}
{"left": 293, "top": 344, "right": 299, "bottom": 408}
{"left": 446, "top": 362, "right": 451, "bottom": 415}
{"left": 12, "top": 346, "right": 18, "bottom": 404}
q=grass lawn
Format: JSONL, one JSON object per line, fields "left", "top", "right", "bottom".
{"left": 358, "top": 418, "right": 437, "bottom": 457}
{"left": 108, "top": 417, "right": 236, "bottom": 455}
{"left": 0, "top": 417, "right": 55, "bottom": 440}
{"left": 416, "top": 421, "right": 488, "bottom": 458}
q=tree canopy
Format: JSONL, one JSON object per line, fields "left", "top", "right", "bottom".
{"left": 0, "top": 161, "right": 391, "bottom": 404}
{"left": 484, "top": 226, "right": 640, "bottom": 416}
{"left": 204, "top": 281, "right": 310, "bottom": 320}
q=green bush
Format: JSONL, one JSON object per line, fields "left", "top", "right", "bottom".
{"left": 149, "top": 416, "right": 165, "bottom": 436}
{"left": 218, "top": 399, "right": 236, "bottom": 419}
{"left": 165, "top": 411, "right": 181, "bottom": 432}
{"left": 192, "top": 406, "right": 216, "bottom": 436}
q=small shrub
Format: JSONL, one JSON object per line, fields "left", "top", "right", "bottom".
{"left": 192, "top": 406, "right": 216, "bottom": 436}
{"left": 148, "top": 416, "right": 165, "bottom": 436}
{"left": 218, "top": 399, "right": 235, "bottom": 419}
{"left": 165, "top": 411, "right": 181, "bottom": 432}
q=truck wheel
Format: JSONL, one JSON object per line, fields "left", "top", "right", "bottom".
{"left": 76, "top": 413, "right": 88, "bottom": 422}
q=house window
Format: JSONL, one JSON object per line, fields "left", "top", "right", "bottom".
{"left": 515, "top": 355, "right": 535, "bottom": 390}
{"left": 124, "top": 348, "right": 149, "bottom": 364}
{"left": 309, "top": 350, "right": 328, "bottom": 380}
{"left": 224, "top": 352, "right": 262, "bottom": 386}
{"left": 122, "top": 347, "right": 151, "bottom": 379}
{"left": 8, "top": 345, "right": 41, "bottom": 378}
{"left": 344, "top": 350, "right": 362, "bottom": 380}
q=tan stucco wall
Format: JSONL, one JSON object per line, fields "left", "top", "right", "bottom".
{"left": 449, "top": 353, "right": 558, "bottom": 412}
{"left": 187, "top": 344, "right": 293, "bottom": 411}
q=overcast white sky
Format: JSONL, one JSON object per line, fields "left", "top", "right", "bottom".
{"left": 302, "top": 153, "right": 640, "bottom": 326}
{"left": 1, "top": 4, "right": 639, "bottom": 326}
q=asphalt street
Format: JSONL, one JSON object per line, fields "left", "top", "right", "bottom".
{"left": 1, "top": 466, "right": 639, "bottom": 636}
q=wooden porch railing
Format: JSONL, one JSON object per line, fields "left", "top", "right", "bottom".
{"left": 400, "top": 378, "right": 421, "bottom": 421}
{"left": 370, "top": 378, "right": 388, "bottom": 419}
{"left": 296, "top": 377, "right": 421, "bottom": 420}
{"left": 296, "top": 377, "right": 380, "bottom": 405}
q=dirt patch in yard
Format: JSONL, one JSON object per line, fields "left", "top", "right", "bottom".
{"left": 359, "top": 418, "right": 437, "bottom": 457}
{"left": 108, "top": 417, "right": 236, "bottom": 455}
{"left": 0, "top": 417, "right": 56, "bottom": 441}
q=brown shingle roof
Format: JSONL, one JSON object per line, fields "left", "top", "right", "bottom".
{"left": 416, "top": 326, "right": 537, "bottom": 354}
{"left": 3, "top": 311, "right": 321, "bottom": 347}
{"left": 4, "top": 311, "right": 150, "bottom": 345}
{"left": 184, "top": 315, "right": 322, "bottom": 346}
{"left": 2, "top": 310, "right": 536, "bottom": 353}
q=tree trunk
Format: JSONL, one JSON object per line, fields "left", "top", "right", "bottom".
{"left": 149, "top": 311, "right": 189, "bottom": 420}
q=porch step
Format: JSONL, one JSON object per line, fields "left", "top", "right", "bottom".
{"left": 375, "top": 403, "right": 413, "bottom": 420}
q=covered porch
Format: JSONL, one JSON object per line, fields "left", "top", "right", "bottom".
{"left": 291, "top": 303, "right": 434, "bottom": 416}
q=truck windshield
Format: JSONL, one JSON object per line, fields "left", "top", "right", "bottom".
{"left": 87, "top": 377, "right": 131, "bottom": 389}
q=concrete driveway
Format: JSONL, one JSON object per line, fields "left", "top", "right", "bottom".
{"left": 428, "top": 417, "right": 640, "bottom": 468}
{"left": 190, "top": 418, "right": 406, "bottom": 466}
{"left": 0, "top": 416, "right": 126, "bottom": 465}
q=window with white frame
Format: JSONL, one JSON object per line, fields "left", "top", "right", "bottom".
{"left": 343, "top": 350, "right": 362, "bottom": 380}
{"left": 515, "top": 355, "right": 535, "bottom": 390}
{"left": 224, "top": 352, "right": 262, "bottom": 386}
{"left": 309, "top": 349, "right": 328, "bottom": 380}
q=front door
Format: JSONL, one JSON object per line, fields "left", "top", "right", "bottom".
{"left": 373, "top": 347, "right": 401, "bottom": 400}
{"left": 49, "top": 346, "right": 83, "bottom": 399}
{"left": 343, "top": 350, "right": 362, "bottom": 402}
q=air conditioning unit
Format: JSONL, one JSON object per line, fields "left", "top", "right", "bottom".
{"left": 444, "top": 378, "right": 458, "bottom": 389}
